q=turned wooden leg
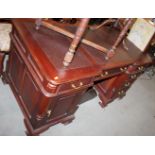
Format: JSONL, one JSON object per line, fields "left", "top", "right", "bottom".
{"left": 63, "top": 18, "right": 90, "bottom": 67}
{"left": 106, "top": 18, "right": 133, "bottom": 60}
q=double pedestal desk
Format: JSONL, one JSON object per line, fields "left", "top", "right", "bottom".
{"left": 4, "top": 19, "right": 154, "bottom": 135}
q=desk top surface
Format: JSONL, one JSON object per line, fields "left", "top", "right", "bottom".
{"left": 12, "top": 19, "right": 152, "bottom": 84}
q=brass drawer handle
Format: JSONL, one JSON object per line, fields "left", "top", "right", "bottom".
{"left": 104, "top": 71, "right": 109, "bottom": 75}
{"left": 131, "top": 74, "right": 137, "bottom": 79}
{"left": 71, "top": 82, "right": 83, "bottom": 89}
{"left": 71, "top": 84, "right": 76, "bottom": 89}
{"left": 125, "top": 82, "right": 130, "bottom": 87}
{"left": 138, "top": 66, "right": 144, "bottom": 71}
{"left": 120, "top": 67, "right": 127, "bottom": 72}
{"left": 79, "top": 82, "right": 83, "bottom": 86}
{"left": 101, "top": 71, "right": 109, "bottom": 77}
{"left": 47, "top": 110, "right": 52, "bottom": 117}
{"left": 118, "top": 90, "right": 125, "bottom": 96}
{"left": 120, "top": 68, "right": 124, "bottom": 72}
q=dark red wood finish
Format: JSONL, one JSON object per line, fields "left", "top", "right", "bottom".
{"left": 4, "top": 19, "right": 154, "bottom": 135}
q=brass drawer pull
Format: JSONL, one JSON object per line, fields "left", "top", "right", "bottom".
{"left": 71, "top": 82, "right": 83, "bottom": 89}
{"left": 79, "top": 82, "right": 83, "bottom": 86}
{"left": 131, "top": 74, "right": 137, "bottom": 79}
{"left": 47, "top": 110, "right": 52, "bottom": 117}
{"left": 125, "top": 82, "right": 130, "bottom": 87}
{"left": 101, "top": 71, "right": 109, "bottom": 77}
{"left": 120, "top": 68, "right": 124, "bottom": 72}
{"left": 118, "top": 90, "right": 125, "bottom": 96}
{"left": 138, "top": 66, "right": 144, "bottom": 71}
{"left": 120, "top": 67, "right": 127, "bottom": 72}
{"left": 71, "top": 84, "right": 76, "bottom": 89}
{"left": 104, "top": 71, "right": 109, "bottom": 75}
{"left": 101, "top": 74, "right": 104, "bottom": 77}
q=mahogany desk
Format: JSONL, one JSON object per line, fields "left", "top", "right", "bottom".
{"left": 4, "top": 19, "right": 153, "bottom": 135}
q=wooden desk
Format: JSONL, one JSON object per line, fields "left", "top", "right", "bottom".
{"left": 4, "top": 19, "right": 153, "bottom": 135}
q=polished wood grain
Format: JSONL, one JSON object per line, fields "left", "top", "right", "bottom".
{"left": 4, "top": 19, "right": 154, "bottom": 135}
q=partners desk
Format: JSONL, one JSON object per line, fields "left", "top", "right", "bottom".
{"left": 4, "top": 19, "right": 154, "bottom": 135}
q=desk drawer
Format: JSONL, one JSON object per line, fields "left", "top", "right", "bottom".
{"left": 95, "top": 72, "right": 139, "bottom": 107}
{"left": 94, "top": 65, "right": 129, "bottom": 81}
{"left": 58, "top": 77, "right": 93, "bottom": 93}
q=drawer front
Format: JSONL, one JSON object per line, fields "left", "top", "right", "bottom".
{"left": 113, "top": 87, "right": 129, "bottom": 99}
{"left": 127, "top": 64, "right": 149, "bottom": 75}
{"left": 95, "top": 72, "right": 138, "bottom": 104}
{"left": 128, "top": 72, "right": 142, "bottom": 82}
{"left": 94, "top": 65, "right": 129, "bottom": 81}
{"left": 96, "top": 73, "right": 129, "bottom": 98}
{"left": 58, "top": 78, "right": 93, "bottom": 93}
{"left": 112, "top": 73, "right": 143, "bottom": 99}
{"left": 109, "top": 73, "right": 137, "bottom": 99}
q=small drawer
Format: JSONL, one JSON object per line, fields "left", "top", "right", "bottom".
{"left": 58, "top": 78, "right": 93, "bottom": 93}
{"left": 102, "top": 66, "right": 128, "bottom": 78}
{"left": 137, "top": 66, "right": 145, "bottom": 72}
{"left": 117, "top": 88, "right": 128, "bottom": 98}
{"left": 131, "top": 66, "right": 145, "bottom": 74}
{"left": 129, "top": 72, "right": 141, "bottom": 81}
{"left": 101, "top": 68, "right": 120, "bottom": 78}
{"left": 123, "top": 81, "right": 131, "bottom": 88}
{"left": 94, "top": 71, "right": 111, "bottom": 81}
{"left": 132, "top": 63, "right": 151, "bottom": 74}
{"left": 95, "top": 73, "right": 133, "bottom": 100}
{"left": 111, "top": 86, "right": 129, "bottom": 99}
{"left": 119, "top": 66, "right": 128, "bottom": 72}
{"left": 94, "top": 66, "right": 129, "bottom": 81}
